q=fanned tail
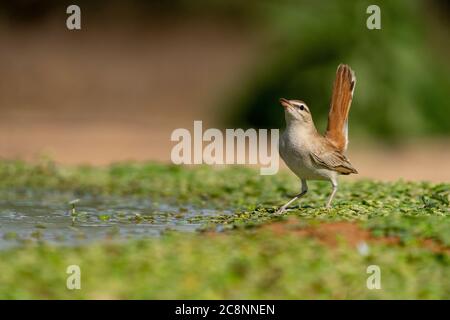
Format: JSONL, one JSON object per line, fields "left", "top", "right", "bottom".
{"left": 325, "top": 64, "right": 356, "bottom": 153}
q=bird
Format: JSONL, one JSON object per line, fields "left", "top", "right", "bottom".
{"left": 277, "top": 64, "right": 358, "bottom": 214}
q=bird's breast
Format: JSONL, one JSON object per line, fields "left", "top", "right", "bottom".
{"left": 280, "top": 132, "right": 308, "bottom": 167}
{"left": 279, "top": 130, "right": 326, "bottom": 180}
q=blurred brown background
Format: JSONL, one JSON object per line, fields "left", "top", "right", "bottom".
{"left": 0, "top": 0, "right": 449, "bottom": 181}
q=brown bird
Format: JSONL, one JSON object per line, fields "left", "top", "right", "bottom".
{"left": 277, "top": 64, "right": 358, "bottom": 214}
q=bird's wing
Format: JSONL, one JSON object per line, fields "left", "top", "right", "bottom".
{"left": 310, "top": 144, "right": 358, "bottom": 175}
{"left": 325, "top": 64, "right": 356, "bottom": 153}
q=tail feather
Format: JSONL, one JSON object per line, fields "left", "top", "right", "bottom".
{"left": 325, "top": 64, "right": 355, "bottom": 153}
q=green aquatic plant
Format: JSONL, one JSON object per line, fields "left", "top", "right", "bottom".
{"left": 0, "top": 160, "right": 448, "bottom": 299}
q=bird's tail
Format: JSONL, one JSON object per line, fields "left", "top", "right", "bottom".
{"left": 325, "top": 64, "right": 356, "bottom": 153}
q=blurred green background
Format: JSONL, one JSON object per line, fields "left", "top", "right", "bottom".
{"left": 0, "top": 0, "right": 449, "bottom": 179}
{"left": 220, "top": 0, "right": 450, "bottom": 141}
{"left": 1, "top": 0, "right": 449, "bottom": 140}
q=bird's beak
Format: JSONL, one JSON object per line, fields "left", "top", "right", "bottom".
{"left": 279, "top": 98, "right": 291, "bottom": 109}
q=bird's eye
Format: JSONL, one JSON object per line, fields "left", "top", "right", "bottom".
{"left": 298, "top": 105, "right": 304, "bottom": 111}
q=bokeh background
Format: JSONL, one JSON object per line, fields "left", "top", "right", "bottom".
{"left": 0, "top": 0, "right": 449, "bottom": 181}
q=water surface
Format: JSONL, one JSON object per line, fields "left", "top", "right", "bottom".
{"left": 0, "top": 192, "right": 228, "bottom": 249}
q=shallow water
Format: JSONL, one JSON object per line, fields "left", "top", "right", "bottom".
{"left": 0, "top": 192, "right": 229, "bottom": 249}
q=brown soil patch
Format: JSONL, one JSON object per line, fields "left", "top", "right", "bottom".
{"left": 261, "top": 217, "right": 450, "bottom": 255}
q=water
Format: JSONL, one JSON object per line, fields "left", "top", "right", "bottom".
{"left": 0, "top": 192, "right": 229, "bottom": 249}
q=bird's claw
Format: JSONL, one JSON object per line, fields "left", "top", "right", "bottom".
{"left": 274, "top": 207, "right": 288, "bottom": 215}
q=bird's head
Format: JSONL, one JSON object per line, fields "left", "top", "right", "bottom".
{"left": 279, "top": 98, "right": 313, "bottom": 126}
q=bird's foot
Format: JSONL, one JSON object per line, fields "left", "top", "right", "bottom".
{"left": 274, "top": 206, "right": 288, "bottom": 215}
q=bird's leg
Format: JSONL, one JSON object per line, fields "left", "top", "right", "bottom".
{"left": 275, "top": 179, "right": 308, "bottom": 215}
{"left": 325, "top": 179, "right": 338, "bottom": 208}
